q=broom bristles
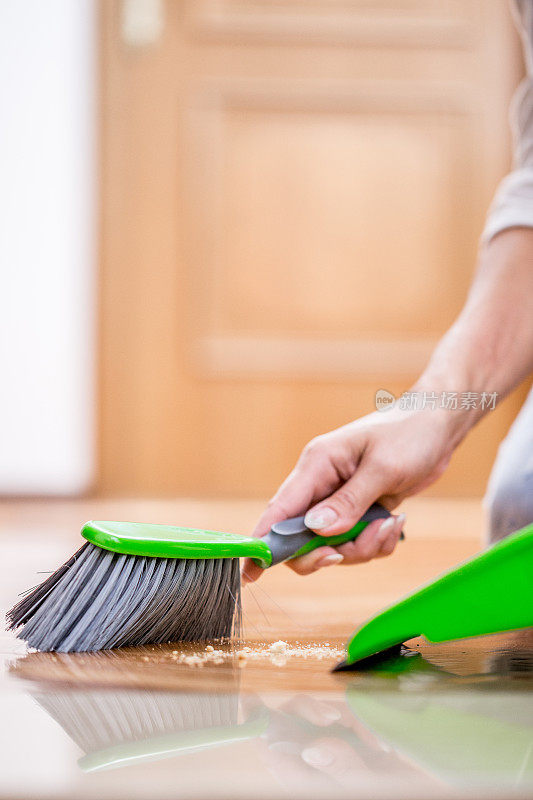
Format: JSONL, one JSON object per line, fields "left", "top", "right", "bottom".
{"left": 7, "top": 543, "right": 242, "bottom": 652}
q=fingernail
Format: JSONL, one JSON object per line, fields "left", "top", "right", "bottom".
{"left": 302, "top": 745, "right": 335, "bottom": 768}
{"left": 318, "top": 705, "right": 342, "bottom": 723}
{"left": 396, "top": 513, "right": 406, "bottom": 529}
{"left": 379, "top": 517, "right": 396, "bottom": 536}
{"left": 304, "top": 507, "right": 338, "bottom": 530}
{"left": 317, "top": 553, "right": 344, "bottom": 568}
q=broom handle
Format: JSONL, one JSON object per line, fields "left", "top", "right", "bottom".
{"left": 261, "top": 502, "right": 404, "bottom": 567}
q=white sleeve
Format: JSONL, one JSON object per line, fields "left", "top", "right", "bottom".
{"left": 482, "top": 1, "right": 533, "bottom": 243}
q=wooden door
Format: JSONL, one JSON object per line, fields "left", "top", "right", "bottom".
{"left": 99, "top": 0, "right": 526, "bottom": 497}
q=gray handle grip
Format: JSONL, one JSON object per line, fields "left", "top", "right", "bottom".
{"left": 262, "top": 502, "right": 403, "bottom": 567}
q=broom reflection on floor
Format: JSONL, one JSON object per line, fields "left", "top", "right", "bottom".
{"left": 9, "top": 632, "right": 533, "bottom": 794}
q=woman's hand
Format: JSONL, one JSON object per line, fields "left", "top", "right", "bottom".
{"left": 242, "top": 230, "right": 533, "bottom": 583}
{"left": 242, "top": 405, "right": 459, "bottom": 583}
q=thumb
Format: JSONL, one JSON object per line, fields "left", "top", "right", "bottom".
{"left": 303, "top": 461, "right": 388, "bottom": 536}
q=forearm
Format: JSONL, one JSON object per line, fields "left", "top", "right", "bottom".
{"left": 414, "top": 228, "right": 533, "bottom": 444}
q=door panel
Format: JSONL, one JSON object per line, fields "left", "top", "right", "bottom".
{"left": 99, "top": 0, "right": 526, "bottom": 497}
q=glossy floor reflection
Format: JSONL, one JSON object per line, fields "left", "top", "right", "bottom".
{"left": 5, "top": 632, "right": 533, "bottom": 799}
{"left": 1, "top": 499, "right": 532, "bottom": 800}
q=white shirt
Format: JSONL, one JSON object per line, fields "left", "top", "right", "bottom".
{"left": 483, "top": 0, "right": 533, "bottom": 242}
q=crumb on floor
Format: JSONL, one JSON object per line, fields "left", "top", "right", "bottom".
{"left": 164, "top": 641, "right": 344, "bottom": 669}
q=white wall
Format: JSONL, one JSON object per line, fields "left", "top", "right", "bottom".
{"left": 0, "top": 0, "right": 96, "bottom": 494}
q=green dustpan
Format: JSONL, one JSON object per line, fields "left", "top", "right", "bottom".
{"left": 335, "top": 523, "right": 533, "bottom": 670}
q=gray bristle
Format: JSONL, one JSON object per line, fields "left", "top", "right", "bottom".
{"left": 7, "top": 543, "right": 242, "bottom": 652}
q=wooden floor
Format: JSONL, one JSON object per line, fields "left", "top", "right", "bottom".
{"left": 0, "top": 497, "right": 532, "bottom": 800}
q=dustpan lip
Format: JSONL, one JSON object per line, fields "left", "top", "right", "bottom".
{"left": 81, "top": 520, "right": 272, "bottom": 565}
{"left": 339, "top": 522, "right": 533, "bottom": 668}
